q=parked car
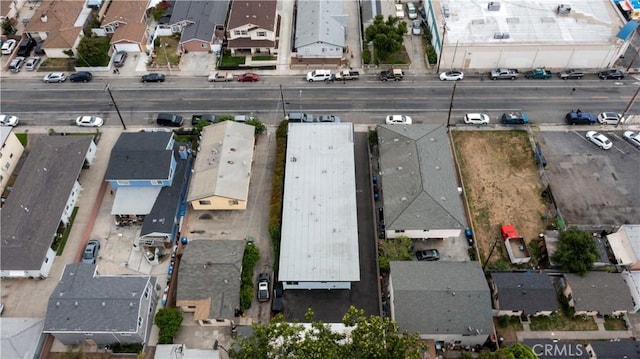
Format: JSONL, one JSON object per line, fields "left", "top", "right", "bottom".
{"left": 82, "top": 240, "right": 101, "bottom": 264}
{"left": 406, "top": 2, "right": 418, "bottom": 19}
{"left": 0, "top": 114, "right": 19, "bottom": 127}
{"left": 411, "top": 20, "right": 422, "bottom": 35}
{"left": 16, "top": 37, "right": 36, "bottom": 57}
{"left": 257, "top": 272, "right": 270, "bottom": 302}
{"left": 1, "top": 39, "right": 17, "bottom": 55}
{"left": 623, "top": 131, "right": 640, "bottom": 149}
{"left": 565, "top": 110, "right": 596, "bottom": 125}
{"left": 113, "top": 51, "right": 128, "bottom": 67}
{"left": 237, "top": 72, "right": 260, "bottom": 82}
{"left": 272, "top": 282, "right": 284, "bottom": 314}
{"left": 69, "top": 71, "right": 93, "bottom": 83}
{"left": 394, "top": 3, "right": 405, "bottom": 18}
{"left": 157, "top": 113, "right": 184, "bottom": 127}
{"left": 141, "top": 73, "right": 165, "bottom": 82}
{"left": 76, "top": 115, "right": 103, "bottom": 127}
{"left": 385, "top": 115, "right": 412, "bottom": 125}
{"left": 43, "top": 72, "right": 67, "bottom": 83}
{"left": 379, "top": 69, "right": 404, "bottom": 81}
{"left": 585, "top": 131, "right": 612, "bottom": 150}
{"left": 286, "top": 112, "right": 314, "bottom": 123}
{"left": 463, "top": 113, "right": 490, "bottom": 125}
{"left": 598, "top": 69, "right": 624, "bottom": 80}
{"left": 440, "top": 70, "right": 464, "bottom": 81}
{"left": 8, "top": 57, "right": 25, "bottom": 73}
{"left": 317, "top": 115, "right": 341, "bottom": 123}
{"left": 597, "top": 112, "right": 624, "bottom": 125}
{"left": 500, "top": 112, "right": 529, "bottom": 125}
{"left": 208, "top": 71, "right": 234, "bottom": 82}
{"left": 191, "top": 114, "right": 217, "bottom": 125}
{"left": 24, "top": 56, "right": 41, "bottom": 71}
{"left": 234, "top": 115, "right": 256, "bottom": 123}
{"left": 558, "top": 69, "right": 584, "bottom": 79}
{"left": 416, "top": 249, "right": 440, "bottom": 261}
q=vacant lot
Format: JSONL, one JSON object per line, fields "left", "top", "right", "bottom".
{"left": 452, "top": 130, "right": 547, "bottom": 266}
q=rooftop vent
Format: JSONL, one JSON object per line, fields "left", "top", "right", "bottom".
{"left": 493, "top": 32, "right": 510, "bottom": 39}
{"left": 557, "top": 4, "right": 571, "bottom": 15}
{"left": 487, "top": 2, "right": 500, "bottom": 11}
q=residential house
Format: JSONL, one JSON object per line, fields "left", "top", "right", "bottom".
{"left": 279, "top": 123, "right": 360, "bottom": 290}
{"left": 105, "top": 131, "right": 191, "bottom": 247}
{"left": 522, "top": 339, "right": 589, "bottom": 359}
{"left": 24, "top": 0, "right": 89, "bottom": 58}
{"left": 389, "top": 261, "right": 494, "bottom": 346}
{"left": 559, "top": 272, "right": 634, "bottom": 316}
{"left": 1, "top": 318, "right": 45, "bottom": 359}
{"left": 360, "top": 0, "right": 382, "bottom": 29}
{"left": 294, "top": 0, "right": 346, "bottom": 58}
{"left": 166, "top": 0, "right": 230, "bottom": 53}
{"left": 622, "top": 270, "right": 640, "bottom": 312}
{"left": 377, "top": 124, "right": 467, "bottom": 240}
{"left": 187, "top": 121, "right": 255, "bottom": 211}
{"left": 176, "top": 240, "right": 244, "bottom": 326}
{"left": 100, "top": 0, "right": 150, "bottom": 53}
{"left": 488, "top": 272, "right": 559, "bottom": 317}
{"left": 1, "top": 135, "right": 96, "bottom": 278}
{"left": 44, "top": 264, "right": 158, "bottom": 346}
{"left": 605, "top": 225, "right": 640, "bottom": 268}
{"left": 587, "top": 338, "right": 640, "bottom": 358}
{"left": 0, "top": 126, "right": 25, "bottom": 194}
{"left": 226, "top": 0, "right": 278, "bottom": 55}
{"left": 0, "top": 0, "right": 21, "bottom": 21}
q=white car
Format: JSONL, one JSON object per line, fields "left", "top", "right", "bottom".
{"left": 623, "top": 131, "right": 640, "bottom": 149}
{"left": 440, "top": 70, "right": 464, "bottom": 81}
{"left": 406, "top": 2, "right": 418, "bottom": 19}
{"left": 394, "top": 3, "right": 405, "bottom": 18}
{"left": 76, "top": 115, "right": 104, "bottom": 127}
{"left": 25, "top": 56, "right": 41, "bottom": 71}
{"left": 597, "top": 112, "right": 624, "bottom": 125}
{"left": 385, "top": 115, "right": 412, "bottom": 125}
{"left": 0, "top": 114, "right": 19, "bottom": 127}
{"left": 1, "top": 39, "right": 17, "bottom": 55}
{"left": 464, "top": 113, "right": 490, "bottom": 125}
{"left": 43, "top": 72, "right": 67, "bottom": 83}
{"left": 411, "top": 20, "right": 422, "bottom": 36}
{"left": 585, "top": 131, "right": 612, "bottom": 150}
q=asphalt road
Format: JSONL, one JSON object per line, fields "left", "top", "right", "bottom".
{"left": 1, "top": 76, "right": 639, "bottom": 127}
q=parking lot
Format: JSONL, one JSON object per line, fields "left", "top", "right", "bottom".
{"left": 536, "top": 127, "right": 640, "bottom": 226}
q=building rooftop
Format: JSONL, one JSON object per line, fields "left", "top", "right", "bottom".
{"left": 490, "top": 272, "right": 559, "bottom": 315}
{"left": 437, "top": 0, "right": 622, "bottom": 45}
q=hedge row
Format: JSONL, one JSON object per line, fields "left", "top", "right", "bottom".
{"left": 268, "top": 121, "right": 289, "bottom": 273}
{"left": 239, "top": 244, "right": 260, "bottom": 311}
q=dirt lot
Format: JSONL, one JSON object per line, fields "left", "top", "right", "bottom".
{"left": 452, "top": 130, "right": 548, "bottom": 266}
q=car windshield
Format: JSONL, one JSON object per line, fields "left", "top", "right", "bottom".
{"left": 83, "top": 248, "right": 93, "bottom": 259}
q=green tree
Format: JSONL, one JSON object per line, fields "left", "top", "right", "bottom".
{"left": 230, "top": 306, "right": 426, "bottom": 358}
{"left": 477, "top": 343, "right": 536, "bottom": 359}
{"left": 552, "top": 227, "right": 598, "bottom": 275}
{"left": 246, "top": 117, "right": 266, "bottom": 135}
{"left": 364, "top": 15, "right": 406, "bottom": 63}
{"left": 76, "top": 35, "right": 111, "bottom": 66}
{"left": 1, "top": 17, "right": 17, "bottom": 36}
{"left": 154, "top": 308, "right": 183, "bottom": 344}
{"left": 378, "top": 236, "right": 414, "bottom": 273}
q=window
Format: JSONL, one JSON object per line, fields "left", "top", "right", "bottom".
{"left": 9, "top": 153, "right": 13, "bottom": 159}
{"left": 199, "top": 200, "right": 211, "bottom": 205}
{"left": 138, "top": 317, "right": 143, "bottom": 327}
{"left": 116, "top": 180, "right": 130, "bottom": 185}
{"left": 3, "top": 162, "right": 9, "bottom": 170}
{"left": 84, "top": 333, "right": 94, "bottom": 336}
{"left": 228, "top": 199, "right": 239, "bottom": 206}
{"left": 394, "top": 230, "right": 405, "bottom": 233}
{"left": 286, "top": 281, "right": 299, "bottom": 285}
{"left": 257, "top": 31, "right": 266, "bottom": 37}
{"left": 104, "top": 25, "right": 115, "bottom": 33}
{"left": 151, "top": 180, "right": 163, "bottom": 185}
{"left": 234, "top": 30, "right": 241, "bottom": 36}
{"left": 144, "top": 287, "right": 149, "bottom": 298}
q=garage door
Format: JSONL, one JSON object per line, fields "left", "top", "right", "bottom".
{"left": 113, "top": 43, "right": 141, "bottom": 53}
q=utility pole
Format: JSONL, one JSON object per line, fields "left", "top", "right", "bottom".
{"left": 435, "top": 22, "right": 447, "bottom": 74}
{"left": 105, "top": 84, "right": 126, "bottom": 130}
{"left": 280, "top": 84, "right": 287, "bottom": 118}
{"left": 618, "top": 85, "right": 640, "bottom": 128}
{"left": 445, "top": 81, "right": 457, "bottom": 133}
{"left": 482, "top": 237, "right": 500, "bottom": 271}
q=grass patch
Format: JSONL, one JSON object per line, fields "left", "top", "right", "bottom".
{"left": 220, "top": 54, "right": 246, "bottom": 67}
{"left": 494, "top": 317, "right": 522, "bottom": 344}
{"left": 15, "top": 133, "right": 27, "bottom": 146}
{"left": 529, "top": 312, "right": 598, "bottom": 331}
{"left": 604, "top": 316, "right": 627, "bottom": 330}
{"left": 40, "top": 58, "right": 75, "bottom": 71}
{"left": 153, "top": 36, "right": 181, "bottom": 66}
{"left": 252, "top": 55, "right": 276, "bottom": 61}
{"left": 53, "top": 207, "right": 79, "bottom": 255}
{"left": 385, "top": 46, "right": 410, "bottom": 65}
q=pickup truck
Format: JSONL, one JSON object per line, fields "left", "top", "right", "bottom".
{"left": 332, "top": 69, "right": 360, "bottom": 81}
{"left": 524, "top": 68, "right": 552, "bottom": 79}
{"left": 207, "top": 71, "right": 233, "bottom": 82}
{"left": 490, "top": 68, "right": 519, "bottom": 80}
{"left": 379, "top": 69, "right": 404, "bottom": 81}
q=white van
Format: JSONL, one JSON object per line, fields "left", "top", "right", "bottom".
{"left": 306, "top": 69, "right": 332, "bottom": 82}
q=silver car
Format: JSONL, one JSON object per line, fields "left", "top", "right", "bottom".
{"left": 597, "top": 112, "right": 624, "bottom": 125}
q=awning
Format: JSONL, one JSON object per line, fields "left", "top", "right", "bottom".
{"left": 111, "top": 187, "right": 161, "bottom": 215}
{"left": 606, "top": 231, "right": 637, "bottom": 266}
{"left": 617, "top": 20, "right": 639, "bottom": 40}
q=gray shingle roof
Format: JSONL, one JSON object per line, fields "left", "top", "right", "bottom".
{"left": 522, "top": 340, "right": 589, "bottom": 359}
{"left": 389, "top": 261, "right": 493, "bottom": 336}
{"left": 44, "top": 264, "right": 156, "bottom": 332}
{"left": 564, "top": 272, "right": 634, "bottom": 314}
{"left": 489, "top": 272, "right": 559, "bottom": 315}
{"left": 589, "top": 338, "right": 640, "bottom": 358}
{"left": 105, "top": 132, "right": 174, "bottom": 181}
{"left": 378, "top": 124, "right": 466, "bottom": 232}
{"left": 170, "top": 0, "right": 230, "bottom": 42}
{"left": 140, "top": 142, "right": 192, "bottom": 238}
{"left": 227, "top": 0, "right": 277, "bottom": 30}
{"left": 295, "top": 0, "right": 346, "bottom": 48}
{"left": 1, "top": 135, "right": 92, "bottom": 272}
{"left": 177, "top": 240, "right": 244, "bottom": 319}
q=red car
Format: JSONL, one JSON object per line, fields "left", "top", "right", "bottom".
{"left": 237, "top": 72, "right": 260, "bottom": 82}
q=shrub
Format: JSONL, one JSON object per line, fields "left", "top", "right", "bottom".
{"left": 155, "top": 308, "right": 183, "bottom": 344}
{"left": 239, "top": 244, "right": 260, "bottom": 311}
{"left": 362, "top": 47, "right": 372, "bottom": 64}
{"left": 109, "top": 342, "right": 143, "bottom": 353}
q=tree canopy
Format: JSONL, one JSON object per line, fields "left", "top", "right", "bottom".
{"left": 230, "top": 306, "right": 426, "bottom": 358}
{"left": 76, "top": 35, "right": 111, "bottom": 66}
{"left": 364, "top": 15, "right": 407, "bottom": 63}
{"left": 378, "top": 236, "right": 413, "bottom": 273}
{"left": 552, "top": 227, "right": 598, "bottom": 275}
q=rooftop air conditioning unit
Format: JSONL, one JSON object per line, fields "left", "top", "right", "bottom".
{"left": 488, "top": 2, "right": 501, "bottom": 11}
{"left": 557, "top": 4, "right": 571, "bottom": 15}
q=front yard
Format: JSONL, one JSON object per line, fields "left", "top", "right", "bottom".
{"left": 529, "top": 313, "right": 598, "bottom": 331}
{"left": 151, "top": 35, "right": 182, "bottom": 66}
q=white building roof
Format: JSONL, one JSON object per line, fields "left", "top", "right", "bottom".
{"left": 608, "top": 226, "right": 639, "bottom": 266}
{"left": 440, "top": 0, "right": 620, "bottom": 45}
{"left": 279, "top": 123, "right": 360, "bottom": 283}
